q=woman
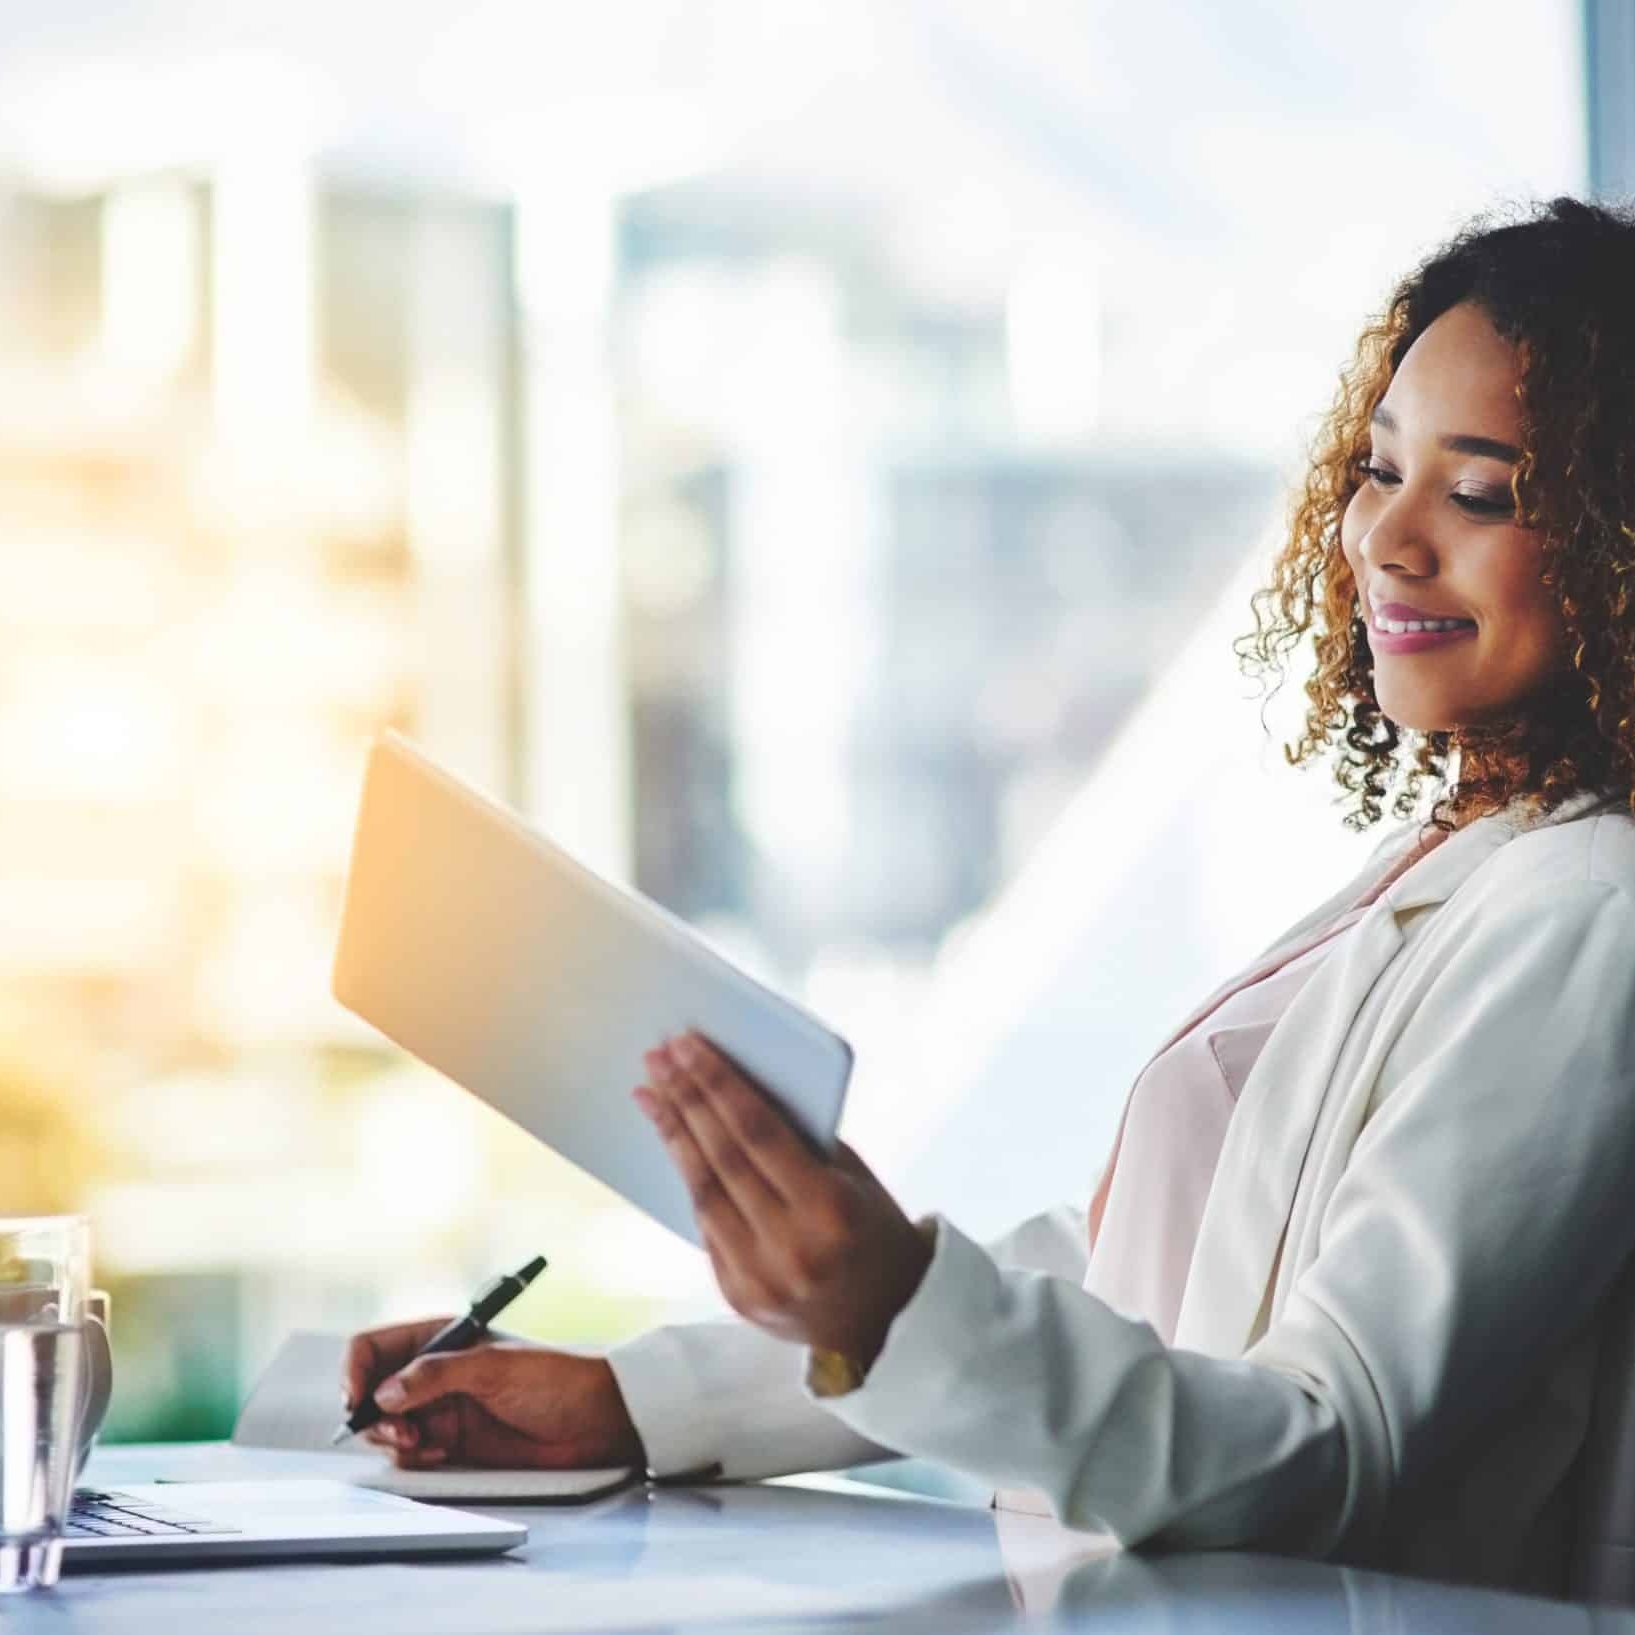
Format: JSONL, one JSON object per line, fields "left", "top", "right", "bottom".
{"left": 343, "top": 196, "right": 1635, "bottom": 1598}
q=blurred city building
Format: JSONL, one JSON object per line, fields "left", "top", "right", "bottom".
{"left": 0, "top": 0, "right": 1587, "bottom": 1439}
{"left": 0, "top": 168, "right": 549, "bottom": 1435}
{"left": 1, "top": 160, "right": 1281, "bottom": 1434}
{"left": 619, "top": 187, "right": 1275, "bottom": 983}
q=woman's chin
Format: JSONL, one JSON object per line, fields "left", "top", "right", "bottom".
{"left": 1379, "top": 701, "right": 1459, "bottom": 735}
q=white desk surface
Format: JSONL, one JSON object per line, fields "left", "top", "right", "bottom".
{"left": 6, "top": 1440, "right": 1629, "bottom": 1633}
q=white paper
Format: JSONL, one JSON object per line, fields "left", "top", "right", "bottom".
{"left": 232, "top": 1330, "right": 636, "bottom": 1503}
{"left": 232, "top": 1332, "right": 355, "bottom": 1454}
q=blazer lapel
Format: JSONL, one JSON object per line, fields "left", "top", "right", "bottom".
{"left": 1173, "top": 898, "right": 1404, "bottom": 1355}
{"left": 1172, "top": 784, "right": 1621, "bottom": 1357}
{"left": 1090, "top": 822, "right": 1426, "bottom": 1248}
{"left": 1087, "top": 841, "right": 1406, "bottom": 1247}
{"left": 1119, "top": 824, "right": 1424, "bottom": 1101}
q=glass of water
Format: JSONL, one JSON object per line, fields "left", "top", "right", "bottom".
{"left": 0, "top": 1323, "right": 86, "bottom": 1592}
{"left": 0, "top": 1216, "right": 89, "bottom": 1326}
{"left": 0, "top": 1217, "right": 91, "bottom": 1593}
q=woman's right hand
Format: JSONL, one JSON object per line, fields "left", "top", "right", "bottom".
{"left": 341, "top": 1318, "right": 647, "bottom": 1471}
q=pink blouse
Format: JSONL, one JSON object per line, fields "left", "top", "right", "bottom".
{"left": 1085, "top": 822, "right": 1451, "bottom": 1344}
{"left": 992, "top": 824, "right": 1450, "bottom": 1520}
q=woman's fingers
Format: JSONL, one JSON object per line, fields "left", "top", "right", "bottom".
{"left": 363, "top": 1414, "right": 421, "bottom": 1454}
{"left": 634, "top": 1079, "right": 757, "bottom": 1260}
{"left": 642, "top": 1044, "right": 791, "bottom": 1229}
{"left": 341, "top": 1318, "right": 454, "bottom": 1413}
{"left": 669, "top": 1032, "right": 825, "bottom": 1200}
{"left": 391, "top": 1443, "right": 449, "bottom": 1469}
{"left": 372, "top": 1418, "right": 451, "bottom": 1468}
{"left": 832, "top": 1140, "right": 882, "bottom": 1184}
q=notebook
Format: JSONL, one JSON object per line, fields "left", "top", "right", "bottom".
{"left": 233, "top": 1331, "right": 640, "bottom": 1503}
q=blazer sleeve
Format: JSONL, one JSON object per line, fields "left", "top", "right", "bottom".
{"left": 605, "top": 1202, "right": 1090, "bottom": 1481}
{"left": 811, "top": 877, "right": 1635, "bottom": 1556}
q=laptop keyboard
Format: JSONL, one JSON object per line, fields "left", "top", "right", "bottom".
{"left": 67, "top": 1489, "right": 241, "bottom": 1538}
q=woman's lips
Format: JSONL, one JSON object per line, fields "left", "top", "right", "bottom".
{"left": 1368, "top": 622, "right": 1478, "bottom": 656}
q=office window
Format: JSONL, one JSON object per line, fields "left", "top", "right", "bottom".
{"left": 0, "top": 0, "right": 1585, "bottom": 1432}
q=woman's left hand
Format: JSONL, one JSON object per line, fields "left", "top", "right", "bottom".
{"left": 634, "top": 1031, "right": 933, "bottom": 1368}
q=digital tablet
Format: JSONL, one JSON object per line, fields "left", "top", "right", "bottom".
{"left": 331, "top": 732, "right": 854, "bottom": 1245}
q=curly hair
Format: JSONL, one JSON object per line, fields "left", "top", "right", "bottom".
{"left": 1234, "top": 195, "right": 1635, "bottom": 835}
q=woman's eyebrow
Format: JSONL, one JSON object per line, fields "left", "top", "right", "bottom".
{"left": 1371, "top": 405, "right": 1520, "bottom": 464}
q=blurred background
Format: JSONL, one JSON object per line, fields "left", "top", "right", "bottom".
{"left": 0, "top": 0, "right": 1590, "bottom": 1439}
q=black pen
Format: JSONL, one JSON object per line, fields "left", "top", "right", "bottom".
{"left": 330, "top": 1254, "right": 548, "bottom": 1445}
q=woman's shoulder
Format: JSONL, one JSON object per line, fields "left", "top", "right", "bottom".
{"left": 1422, "top": 808, "right": 1635, "bottom": 1001}
{"left": 1483, "top": 798, "right": 1635, "bottom": 904}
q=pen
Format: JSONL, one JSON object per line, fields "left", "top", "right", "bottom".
{"left": 330, "top": 1254, "right": 549, "bottom": 1445}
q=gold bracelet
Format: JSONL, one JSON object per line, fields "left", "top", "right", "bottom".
{"left": 807, "top": 1219, "right": 938, "bottom": 1398}
{"left": 808, "top": 1346, "right": 869, "bottom": 1397}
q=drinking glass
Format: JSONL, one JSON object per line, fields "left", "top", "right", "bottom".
{"left": 0, "top": 1216, "right": 92, "bottom": 1593}
{"left": 0, "top": 1323, "right": 86, "bottom": 1592}
{"left": 0, "top": 1216, "right": 89, "bottom": 1326}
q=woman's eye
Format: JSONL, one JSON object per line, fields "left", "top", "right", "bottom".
{"left": 1451, "top": 491, "right": 1515, "bottom": 518}
{"left": 1358, "top": 459, "right": 1514, "bottom": 519}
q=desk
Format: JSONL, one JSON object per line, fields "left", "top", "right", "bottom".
{"left": 6, "top": 1441, "right": 1630, "bottom": 1633}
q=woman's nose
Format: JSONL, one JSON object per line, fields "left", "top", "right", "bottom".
{"left": 1358, "top": 490, "right": 1436, "bottom": 574}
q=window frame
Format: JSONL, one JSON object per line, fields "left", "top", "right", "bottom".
{"left": 1586, "top": 0, "right": 1635, "bottom": 197}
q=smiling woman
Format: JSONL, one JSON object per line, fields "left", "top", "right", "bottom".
{"left": 343, "top": 197, "right": 1635, "bottom": 1606}
{"left": 1239, "top": 196, "right": 1635, "bottom": 834}
{"left": 1342, "top": 304, "right": 1561, "bottom": 728}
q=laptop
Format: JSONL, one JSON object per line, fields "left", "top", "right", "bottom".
{"left": 61, "top": 1481, "right": 527, "bottom": 1568}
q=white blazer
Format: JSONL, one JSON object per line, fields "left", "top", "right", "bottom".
{"left": 608, "top": 786, "right": 1635, "bottom": 1596}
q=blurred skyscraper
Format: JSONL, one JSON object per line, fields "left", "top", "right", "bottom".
{"left": 0, "top": 168, "right": 528, "bottom": 1434}
{"left": 0, "top": 0, "right": 1585, "bottom": 1434}
{"left": 618, "top": 185, "right": 1275, "bottom": 984}
{"left": 0, "top": 169, "right": 521, "bottom": 1052}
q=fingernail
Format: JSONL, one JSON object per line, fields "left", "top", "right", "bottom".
{"left": 647, "top": 1049, "right": 675, "bottom": 1084}
{"left": 673, "top": 1033, "right": 700, "bottom": 1064}
{"left": 375, "top": 1378, "right": 406, "bottom": 1410}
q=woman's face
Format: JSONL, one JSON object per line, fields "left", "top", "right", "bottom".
{"left": 1339, "top": 300, "right": 1569, "bottom": 735}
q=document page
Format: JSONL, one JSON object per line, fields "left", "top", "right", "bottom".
{"left": 232, "top": 1331, "right": 638, "bottom": 1503}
